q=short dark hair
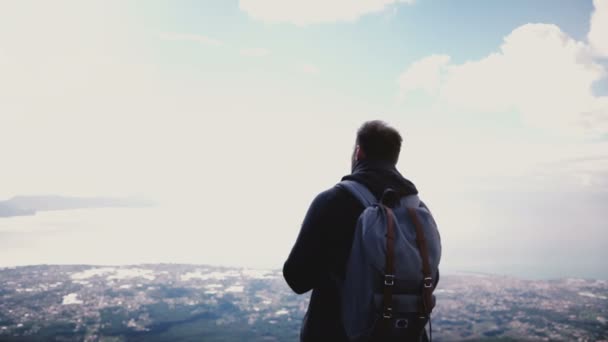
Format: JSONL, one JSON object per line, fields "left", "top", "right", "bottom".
{"left": 356, "top": 120, "right": 402, "bottom": 164}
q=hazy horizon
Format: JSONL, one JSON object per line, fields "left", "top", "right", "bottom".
{"left": 0, "top": 204, "right": 606, "bottom": 280}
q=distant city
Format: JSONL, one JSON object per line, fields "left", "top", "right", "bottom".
{"left": 0, "top": 264, "right": 606, "bottom": 341}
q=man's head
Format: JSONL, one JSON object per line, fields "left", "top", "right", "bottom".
{"left": 352, "top": 120, "right": 402, "bottom": 169}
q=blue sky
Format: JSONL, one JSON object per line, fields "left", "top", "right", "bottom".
{"left": 134, "top": 0, "right": 598, "bottom": 97}
{"left": 122, "top": 1, "right": 596, "bottom": 112}
{"left": 0, "top": 0, "right": 607, "bottom": 278}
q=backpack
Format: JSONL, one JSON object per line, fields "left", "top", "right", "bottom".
{"left": 337, "top": 180, "right": 441, "bottom": 342}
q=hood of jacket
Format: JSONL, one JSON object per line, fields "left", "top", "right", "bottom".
{"left": 341, "top": 159, "right": 418, "bottom": 200}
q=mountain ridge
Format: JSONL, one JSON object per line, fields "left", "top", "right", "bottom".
{"left": 0, "top": 195, "right": 154, "bottom": 217}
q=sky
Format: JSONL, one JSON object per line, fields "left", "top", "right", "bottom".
{"left": 0, "top": 0, "right": 607, "bottom": 279}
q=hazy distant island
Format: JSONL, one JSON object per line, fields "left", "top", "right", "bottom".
{"left": 0, "top": 264, "right": 606, "bottom": 341}
{"left": 0, "top": 195, "right": 154, "bottom": 218}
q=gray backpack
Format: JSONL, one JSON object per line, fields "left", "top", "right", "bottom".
{"left": 338, "top": 180, "right": 441, "bottom": 342}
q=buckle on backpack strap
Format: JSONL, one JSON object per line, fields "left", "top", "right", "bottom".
{"left": 382, "top": 307, "right": 393, "bottom": 319}
{"left": 423, "top": 277, "right": 433, "bottom": 288}
{"left": 384, "top": 274, "right": 395, "bottom": 286}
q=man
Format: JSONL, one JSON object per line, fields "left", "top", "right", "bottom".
{"left": 283, "top": 120, "right": 435, "bottom": 341}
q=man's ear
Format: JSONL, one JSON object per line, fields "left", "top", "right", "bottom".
{"left": 355, "top": 145, "right": 365, "bottom": 161}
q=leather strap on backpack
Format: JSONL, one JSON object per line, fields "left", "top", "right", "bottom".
{"left": 382, "top": 206, "right": 396, "bottom": 318}
{"left": 407, "top": 207, "right": 434, "bottom": 316}
{"left": 380, "top": 205, "right": 396, "bottom": 333}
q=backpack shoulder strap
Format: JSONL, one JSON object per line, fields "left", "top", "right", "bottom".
{"left": 338, "top": 180, "right": 377, "bottom": 207}
{"left": 407, "top": 207, "right": 434, "bottom": 316}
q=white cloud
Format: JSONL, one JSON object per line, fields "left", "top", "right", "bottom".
{"left": 159, "top": 32, "right": 223, "bottom": 46}
{"left": 239, "top": 0, "right": 414, "bottom": 25}
{"left": 398, "top": 54, "right": 450, "bottom": 95}
{"left": 239, "top": 47, "right": 270, "bottom": 57}
{"left": 589, "top": 0, "right": 608, "bottom": 57}
{"left": 298, "top": 63, "right": 320, "bottom": 74}
{"left": 398, "top": 24, "right": 608, "bottom": 136}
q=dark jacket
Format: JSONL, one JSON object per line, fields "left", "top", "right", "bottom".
{"left": 283, "top": 159, "right": 418, "bottom": 341}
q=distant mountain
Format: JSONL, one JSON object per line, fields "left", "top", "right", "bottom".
{"left": 0, "top": 201, "right": 36, "bottom": 217}
{"left": 0, "top": 264, "right": 606, "bottom": 341}
{"left": 0, "top": 195, "right": 154, "bottom": 217}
